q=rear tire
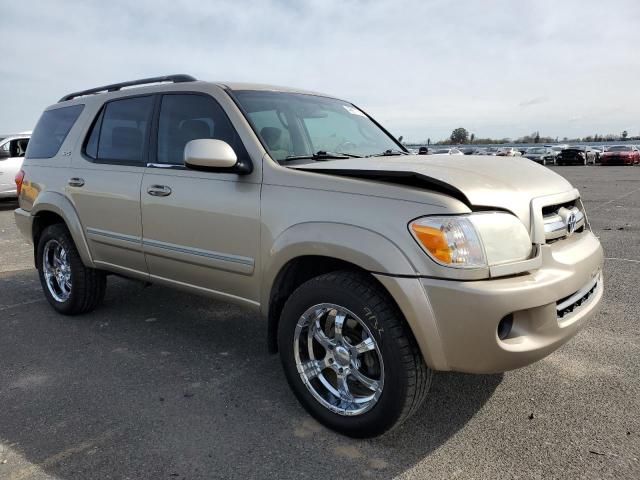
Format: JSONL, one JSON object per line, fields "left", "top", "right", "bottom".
{"left": 278, "top": 270, "right": 432, "bottom": 437}
{"left": 37, "top": 224, "right": 106, "bottom": 315}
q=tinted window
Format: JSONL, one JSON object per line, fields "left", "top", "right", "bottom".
{"left": 84, "top": 108, "right": 104, "bottom": 159}
{"left": 157, "top": 94, "right": 247, "bottom": 165}
{"left": 93, "top": 96, "right": 153, "bottom": 164}
{"left": 26, "top": 105, "right": 84, "bottom": 158}
{"left": 10, "top": 138, "right": 29, "bottom": 157}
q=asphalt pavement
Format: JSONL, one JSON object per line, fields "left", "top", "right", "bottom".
{"left": 0, "top": 166, "right": 638, "bottom": 479}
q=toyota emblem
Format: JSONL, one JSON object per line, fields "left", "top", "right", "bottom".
{"left": 566, "top": 212, "right": 577, "bottom": 234}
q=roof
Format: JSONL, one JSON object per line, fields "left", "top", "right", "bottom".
{"left": 217, "top": 82, "right": 335, "bottom": 98}
{"left": 0, "top": 132, "right": 31, "bottom": 139}
{"left": 56, "top": 74, "right": 338, "bottom": 104}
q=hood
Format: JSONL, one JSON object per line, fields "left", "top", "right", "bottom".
{"left": 291, "top": 154, "right": 574, "bottom": 227}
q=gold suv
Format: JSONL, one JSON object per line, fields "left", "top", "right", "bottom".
{"left": 14, "top": 75, "right": 604, "bottom": 437}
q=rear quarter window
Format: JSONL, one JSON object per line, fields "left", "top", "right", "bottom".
{"left": 26, "top": 104, "right": 84, "bottom": 159}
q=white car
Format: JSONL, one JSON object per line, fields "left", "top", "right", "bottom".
{"left": 0, "top": 133, "right": 31, "bottom": 198}
{"left": 431, "top": 147, "right": 464, "bottom": 155}
{"left": 496, "top": 147, "right": 522, "bottom": 157}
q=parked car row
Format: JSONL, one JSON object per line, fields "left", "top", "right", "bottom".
{"left": 413, "top": 144, "right": 640, "bottom": 166}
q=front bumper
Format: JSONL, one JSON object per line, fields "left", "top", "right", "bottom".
{"left": 375, "top": 231, "right": 603, "bottom": 373}
{"left": 601, "top": 156, "right": 633, "bottom": 165}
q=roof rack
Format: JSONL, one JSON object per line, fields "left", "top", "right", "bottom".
{"left": 58, "top": 74, "right": 197, "bottom": 102}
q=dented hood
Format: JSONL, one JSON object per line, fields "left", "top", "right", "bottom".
{"left": 291, "top": 154, "right": 575, "bottom": 227}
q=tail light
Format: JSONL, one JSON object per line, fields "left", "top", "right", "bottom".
{"left": 15, "top": 170, "right": 25, "bottom": 196}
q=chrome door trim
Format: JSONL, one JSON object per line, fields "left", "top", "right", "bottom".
{"left": 146, "top": 163, "right": 186, "bottom": 170}
{"left": 143, "top": 237, "right": 255, "bottom": 275}
{"left": 86, "top": 227, "right": 143, "bottom": 252}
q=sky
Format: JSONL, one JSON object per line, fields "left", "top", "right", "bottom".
{"left": 1, "top": 0, "right": 639, "bottom": 142}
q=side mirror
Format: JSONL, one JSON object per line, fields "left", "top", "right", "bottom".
{"left": 0, "top": 148, "right": 10, "bottom": 159}
{"left": 184, "top": 139, "right": 238, "bottom": 171}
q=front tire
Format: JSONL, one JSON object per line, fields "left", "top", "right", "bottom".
{"left": 37, "top": 224, "right": 106, "bottom": 315}
{"left": 278, "top": 271, "right": 432, "bottom": 437}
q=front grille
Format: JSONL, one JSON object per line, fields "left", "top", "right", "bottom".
{"left": 556, "top": 275, "right": 600, "bottom": 320}
{"left": 542, "top": 199, "right": 587, "bottom": 243}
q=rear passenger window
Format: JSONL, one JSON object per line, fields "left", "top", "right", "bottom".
{"left": 156, "top": 94, "right": 249, "bottom": 165}
{"left": 26, "top": 105, "right": 84, "bottom": 159}
{"left": 84, "top": 96, "right": 153, "bottom": 165}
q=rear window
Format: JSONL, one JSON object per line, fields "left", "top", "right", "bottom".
{"left": 26, "top": 105, "right": 84, "bottom": 159}
{"left": 84, "top": 96, "right": 153, "bottom": 165}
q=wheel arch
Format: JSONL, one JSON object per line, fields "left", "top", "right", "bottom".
{"left": 263, "top": 222, "right": 418, "bottom": 353}
{"left": 31, "top": 191, "right": 94, "bottom": 268}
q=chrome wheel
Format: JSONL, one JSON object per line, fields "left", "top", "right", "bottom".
{"left": 42, "top": 239, "right": 72, "bottom": 303}
{"left": 293, "top": 303, "right": 384, "bottom": 416}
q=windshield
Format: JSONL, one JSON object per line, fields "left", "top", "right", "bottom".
{"left": 528, "top": 148, "right": 546, "bottom": 153}
{"left": 233, "top": 91, "right": 402, "bottom": 161}
{"left": 433, "top": 149, "right": 450, "bottom": 154}
{"left": 607, "top": 145, "right": 631, "bottom": 152}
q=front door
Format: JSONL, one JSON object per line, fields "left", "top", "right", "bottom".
{"left": 140, "top": 93, "right": 261, "bottom": 306}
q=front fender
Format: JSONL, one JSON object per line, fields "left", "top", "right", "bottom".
{"left": 31, "top": 191, "right": 95, "bottom": 267}
{"left": 261, "top": 221, "right": 449, "bottom": 370}
{"left": 261, "top": 221, "right": 417, "bottom": 309}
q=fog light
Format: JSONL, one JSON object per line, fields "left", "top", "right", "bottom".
{"left": 497, "top": 314, "right": 514, "bottom": 340}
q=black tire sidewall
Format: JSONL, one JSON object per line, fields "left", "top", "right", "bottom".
{"left": 278, "top": 275, "right": 410, "bottom": 437}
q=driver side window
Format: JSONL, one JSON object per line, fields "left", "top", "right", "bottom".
{"left": 156, "top": 93, "right": 248, "bottom": 165}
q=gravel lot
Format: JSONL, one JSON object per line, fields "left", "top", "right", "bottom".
{"left": 0, "top": 166, "right": 638, "bottom": 480}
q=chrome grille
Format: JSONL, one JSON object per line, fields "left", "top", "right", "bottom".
{"left": 543, "top": 200, "right": 587, "bottom": 242}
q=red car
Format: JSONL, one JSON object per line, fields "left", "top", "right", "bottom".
{"left": 600, "top": 145, "right": 640, "bottom": 165}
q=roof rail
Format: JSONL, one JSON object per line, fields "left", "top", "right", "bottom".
{"left": 58, "top": 74, "right": 197, "bottom": 102}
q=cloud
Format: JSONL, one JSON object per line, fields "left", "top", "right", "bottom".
{"left": 519, "top": 97, "right": 549, "bottom": 108}
{"left": 1, "top": 0, "right": 639, "bottom": 141}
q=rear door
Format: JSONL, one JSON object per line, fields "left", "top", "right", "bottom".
{"left": 140, "top": 93, "right": 261, "bottom": 305}
{"left": 67, "top": 95, "right": 154, "bottom": 279}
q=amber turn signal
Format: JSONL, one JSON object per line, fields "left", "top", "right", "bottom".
{"left": 410, "top": 224, "right": 452, "bottom": 264}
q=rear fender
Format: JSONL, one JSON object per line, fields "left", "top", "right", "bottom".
{"left": 31, "top": 191, "right": 94, "bottom": 267}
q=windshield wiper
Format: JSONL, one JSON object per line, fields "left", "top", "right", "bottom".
{"left": 367, "top": 149, "right": 410, "bottom": 157}
{"left": 282, "top": 151, "right": 362, "bottom": 162}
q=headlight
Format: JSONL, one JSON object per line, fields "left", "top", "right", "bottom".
{"left": 409, "top": 213, "right": 532, "bottom": 269}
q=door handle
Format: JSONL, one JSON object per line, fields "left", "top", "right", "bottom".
{"left": 68, "top": 177, "right": 85, "bottom": 187}
{"left": 147, "top": 185, "right": 172, "bottom": 197}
